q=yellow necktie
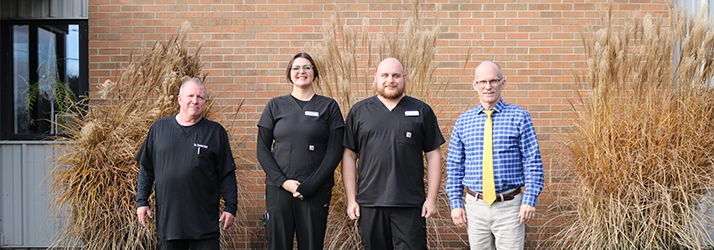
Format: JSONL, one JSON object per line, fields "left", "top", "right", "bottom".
{"left": 482, "top": 110, "right": 496, "bottom": 205}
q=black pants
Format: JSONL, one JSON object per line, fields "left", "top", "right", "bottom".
{"left": 265, "top": 185, "right": 331, "bottom": 250}
{"left": 159, "top": 237, "right": 220, "bottom": 250}
{"left": 358, "top": 206, "right": 427, "bottom": 250}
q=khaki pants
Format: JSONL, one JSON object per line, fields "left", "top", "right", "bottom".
{"left": 464, "top": 191, "right": 525, "bottom": 250}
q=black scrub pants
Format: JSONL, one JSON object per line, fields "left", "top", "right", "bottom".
{"left": 265, "top": 185, "right": 331, "bottom": 250}
{"left": 358, "top": 206, "right": 427, "bottom": 250}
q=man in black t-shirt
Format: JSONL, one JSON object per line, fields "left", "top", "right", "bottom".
{"left": 342, "top": 58, "right": 445, "bottom": 250}
{"left": 136, "top": 78, "right": 238, "bottom": 250}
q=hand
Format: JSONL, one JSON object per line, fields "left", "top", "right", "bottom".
{"left": 219, "top": 211, "right": 235, "bottom": 230}
{"left": 451, "top": 208, "right": 467, "bottom": 228}
{"left": 346, "top": 200, "right": 360, "bottom": 220}
{"left": 293, "top": 192, "right": 304, "bottom": 200}
{"left": 137, "top": 206, "right": 152, "bottom": 227}
{"left": 281, "top": 180, "right": 301, "bottom": 194}
{"left": 519, "top": 204, "right": 536, "bottom": 224}
{"left": 421, "top": 199, "right": 437, "bottom": 218}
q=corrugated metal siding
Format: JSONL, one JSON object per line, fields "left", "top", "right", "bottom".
{"left": 1, "top": 142, "right": 64, "bottom": 247}
{"left": 0, "top": 0, "right": 88, "bottom": 19}
{"left": 677, "top": 0, "right": 714, "bottom": 18}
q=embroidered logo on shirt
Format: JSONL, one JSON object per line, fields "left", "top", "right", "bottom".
{"left": 405, "top": 110, "right": 419, "bottom": 116}
{"left": 194, "top": 143, "right": 208, "bottom": 154}
{"left": 305, "top": 111, "right": 319, "bottom": 117}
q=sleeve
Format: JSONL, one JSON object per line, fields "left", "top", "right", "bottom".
{"left": 219, "top": 170, "right": 238, "bottom": 215}
{"left": 257, "top": 126, "right": 288, "bottom": 187}
{"left": 135, "top": 125, "right": 154, "bottom": 169}
{"left": 343, "top": 106, "right": 359, "bottom": 153}
{"left": 519, "top": 111, "right": 544, "bottom": 207}
{"left": 256, "top": 100, "right": 289, "bottom": 187}
{"left": 136, "top": 164, "right": 154, "bottom": 208}
{"left": 327, "top": 99, "right": 346, "bottom": 130}
{"left": 218, "top": 126, "right": 238, "bottom": 214}
{"left": 257, "top": 99, "right": 276, "bottom": 130}
{"left": 422, "top": 105, "right": 446, "bottom": 152}
{"left": 136, "top": 129, "right": 154, "bottom": 208}
{"left": 446, "top": 118, "right": 466, "bottom": 209}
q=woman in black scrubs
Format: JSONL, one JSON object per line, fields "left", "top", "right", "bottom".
{"left": 257, "top": 52, "right": 344, "bottom": 249}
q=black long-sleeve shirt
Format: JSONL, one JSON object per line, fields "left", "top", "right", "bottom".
{"left": 135, "top": 116, "right": 237, "bottom": 240}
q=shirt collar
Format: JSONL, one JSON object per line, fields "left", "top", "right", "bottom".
{"left": 477, "top": 99, "right": 505, "bottom": 114}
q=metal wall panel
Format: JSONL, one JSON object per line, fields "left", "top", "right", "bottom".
{"left": 1, "top": 144, "right": 24, "bottom": 245}
{"left": 1, "top": 0, "right": 88, "bottom": 19}
{"left": 676, "top": 0, "right": 714, "bottom": 17}
{"left": 0, "top": 142, "right": 63, "bottom": 248}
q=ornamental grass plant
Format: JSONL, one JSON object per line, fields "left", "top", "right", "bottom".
{"left": 548, "top": 7, "right": 714, "bottom": 250}
{"left": 308, "top": 1, "right": 468, "bottom": 248}
{"left": 48, "top": 22, "right": 245, "bottom": 249}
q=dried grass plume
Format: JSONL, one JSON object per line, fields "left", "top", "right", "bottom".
{"left": 549, "top": 7, "right": 714, "bottom": 250}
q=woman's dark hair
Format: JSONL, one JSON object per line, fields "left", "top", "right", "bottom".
{"left": 286, "top": 52, "right": 320, "bottom": 85}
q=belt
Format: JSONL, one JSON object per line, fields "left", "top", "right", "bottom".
{"left": 466, "top": 187, "right": 521, "bottom": 202}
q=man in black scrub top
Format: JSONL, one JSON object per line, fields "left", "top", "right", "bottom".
{"left": 342, "top": 58, "right": 445, "bottom": 250}
{"left": 136, "top": 78, "right": 238, "bottom": 250}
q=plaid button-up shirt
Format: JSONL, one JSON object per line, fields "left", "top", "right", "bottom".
{"left": 446, "top": 99, "right": 544, "bottom": 208}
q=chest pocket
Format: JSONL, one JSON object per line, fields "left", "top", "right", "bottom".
{"left": 194, "top": 142, "right": 217, "bottom": 165}
{"left": 306, "top": 143, "right": 327, "bottom": 173}
{"left": 397, "top": 121, "right": 421, "bottom": 147}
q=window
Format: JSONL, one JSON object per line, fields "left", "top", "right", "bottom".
{"left": 1, "top": 20, "right": 88, "bottom": 140}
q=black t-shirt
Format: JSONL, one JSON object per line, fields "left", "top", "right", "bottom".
{"left": 257, "top": 94, "right": 345, "bottom": 189}
{"left": 136, "top": 116, "right": 236, "bottom": 240}
{"left": 344, "top": 95, "right": 445, "bottom": 207}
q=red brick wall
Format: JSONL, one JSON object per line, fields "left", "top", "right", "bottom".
{"left": 87, "top": 0, "right": 670, "bottom": 249}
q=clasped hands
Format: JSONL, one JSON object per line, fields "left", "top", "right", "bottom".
{"left": 282, "top": 180, "right": 304, "bottom": 200}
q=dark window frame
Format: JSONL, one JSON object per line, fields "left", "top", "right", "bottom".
{"left": 0, "top": 19, "right": 88, "bottom": 140}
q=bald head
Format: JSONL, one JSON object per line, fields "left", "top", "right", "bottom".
{"left": 474, "top": 61, "right": 503, "bottom": 78}
{"left": 374, "top": 57, "right": 407, "bottom": 100}
{"left": 377, "top": 58, "right": 405, "bottom": 73}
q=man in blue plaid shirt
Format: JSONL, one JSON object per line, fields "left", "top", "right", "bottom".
{"left": 446, "top": 61, "right": 544, "bottom": 250}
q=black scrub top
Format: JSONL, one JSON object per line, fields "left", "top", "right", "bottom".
{"left": 344, "top": 95, "right": 445, "bottom": 207}
{"left": 257, "top": 94, "right": 344, "bottom": 189}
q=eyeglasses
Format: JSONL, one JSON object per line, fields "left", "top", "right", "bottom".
{"left": 291, "top": 64, "right": 314, "bottom": 71}
{"left": 474, "top": 78, "right": 502, "bottom": 86}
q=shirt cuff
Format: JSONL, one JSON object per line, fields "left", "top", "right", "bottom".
{"left": 137, "top": 200, "right": 149, "bottom": 208}
{"left": 449, "top": 198, "right": 464, "bottom": 210}
{"left": 522, "top": 193, "right": 538, "bottom": 207}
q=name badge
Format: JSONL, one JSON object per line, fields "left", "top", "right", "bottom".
{"left": 405, "top": 110, "right": 420, "bottom": 116}
{"left": 305, "top": 111, "right": 319, "bottom": 117}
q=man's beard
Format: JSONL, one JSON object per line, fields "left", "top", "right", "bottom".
{"left": 377, "top": 85, "right": 405, "bottom": 99}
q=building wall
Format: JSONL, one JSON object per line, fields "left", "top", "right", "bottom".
{"left": 0, "top": 0, "right": 88, "bottom": 19}
{"left": 86, "top": 0, "right": 670, "bottom": 249}
{"left": 0, "top": 142, "right": 65, "bottom": 248}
